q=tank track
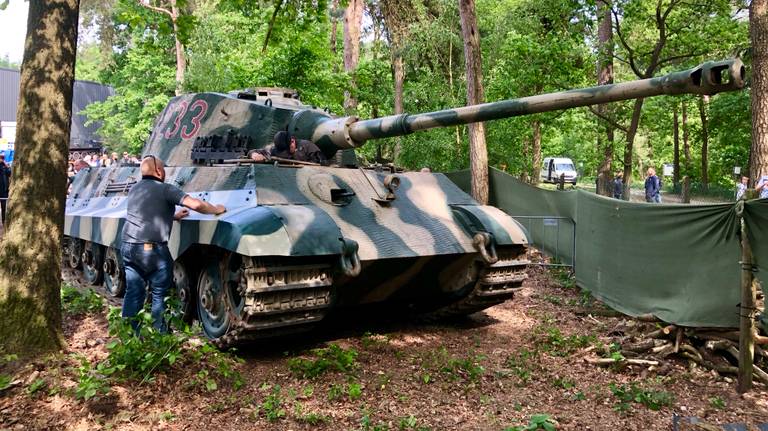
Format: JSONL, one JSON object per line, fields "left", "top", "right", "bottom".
{"left": 420, "top": 246, "right": 529, "bottom": 321}
{"left": 214, "top": 257, "right": 334, "bottom": 348}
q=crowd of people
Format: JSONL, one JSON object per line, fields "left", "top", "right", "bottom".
{"left": 68, "top": 151, "right": 140, "bottom": 183}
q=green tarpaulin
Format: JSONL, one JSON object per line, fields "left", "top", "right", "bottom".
{"left": 446, "top": 168, "right": 767, "bottom": 328}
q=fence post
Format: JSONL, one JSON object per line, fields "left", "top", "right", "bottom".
{"left": 681, "top": 176, "right": 691, "bottom": 203}
{"left": 737, "top": 199, "right": 756, "bottom": 393}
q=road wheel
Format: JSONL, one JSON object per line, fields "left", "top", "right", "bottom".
{"left": 103, "top": 247, "right": 125, "bottom": 297}
{"left": 82, "top": 242, "right": 104, "bottom": 285}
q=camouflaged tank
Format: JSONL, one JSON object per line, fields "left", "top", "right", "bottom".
{"left": 63, "top": 59, "right": 745, "bottom": 346}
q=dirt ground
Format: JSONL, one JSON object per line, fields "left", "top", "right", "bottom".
{"left": 1, "top": 265, "right": 767, "bottom": 431}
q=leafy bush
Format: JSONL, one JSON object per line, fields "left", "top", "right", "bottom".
{"left": 74, "top": 306, "right": 243, "bottom": 401}
{"left": 61, "top": 284, "right": 104, "bottom": 315}
{"left": 535, "top": 326, "right": 595, "bottom": 357}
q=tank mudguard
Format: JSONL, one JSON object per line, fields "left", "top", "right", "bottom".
{"left": 65, "top": 204, "right": 345, "bottom": 259}
{"left": 450, "top": 204, "right": 529, "bottom": 246}
{"left": 170, "top": 204, "right": 345, "bottom": 258}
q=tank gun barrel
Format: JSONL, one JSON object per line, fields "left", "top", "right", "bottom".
{"left": 309, "top": 59, "right": 744, "bottom": 150}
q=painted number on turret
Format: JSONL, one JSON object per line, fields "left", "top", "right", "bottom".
{"left": 163, "top": 99, "right": 209, "bottom": 140}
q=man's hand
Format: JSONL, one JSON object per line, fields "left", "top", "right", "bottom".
{"left": 174, "top": 208, "right": 190, "bottom": 220}
{"left": 250, "top": 152, "right": 266, "bottom": 162}
{"left": 214, "top": 204, "right": 226, "bottom": 215}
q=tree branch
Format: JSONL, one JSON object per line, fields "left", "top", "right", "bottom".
{"left": 656, "top": 52, "right": 706, "bottom": 69}
{"left": 612, "top": 7, "right": 643, "bottom": 78}
{"left": 588, "top": 105, "right": 629, "bottom": 133}
{"left": 137, "top": 0, "right": 173, "bottom": 18}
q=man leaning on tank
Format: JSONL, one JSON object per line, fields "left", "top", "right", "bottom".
{"left": 249, "top": 131, "right": 327, "bottom": 165}
{"left": 120, "top": 155, "right": 226, "bottom": 333}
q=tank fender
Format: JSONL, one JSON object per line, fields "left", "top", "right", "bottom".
{"left": 170, "top": 204, "right": 345, "bottom": 258}
{"left": 450, "top": 204, "right": 529, "bottom": 247}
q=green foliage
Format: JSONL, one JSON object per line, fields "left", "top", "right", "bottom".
{"left": 74, "top": 306, "right": 243, "bottom": 401}
{"left": 60, "top": 284, "right": 104, "bottom": 315}
{"left": 534, "top": 326, "right": 595, "bottom": 357}
{"left": 441, "top": 354, "right": 486, "bottom": 382}
{"left": 610, "top": 382, "right": 673, "bottom": 413}
{"left": 0, "top": 374, "right": 13, "bottom": 391}
{"left": 287, "top": 344, "right": 358, "bottom": 379}
{"left": 347, "top": 381, "right": 363, "bottom": 400}
{"left": 26, "top": 378, "right": 46, "bottom": 396}
{"left": 504, "top": 414, "right": 557, "bottom": 431}
{"left": 504, "top": 348, "right": 538, "bottom": 385}
{"left": 261, "top": 384, "right": 286, "bottom": 422}
{"left": 359, "top": 412, "right": 390, "bottom": 431}
{"left": 327, "top": 383, "right": 343, "bottom": 401}
{"left": 709, "top": 396, "right": 726, "bottom": 410}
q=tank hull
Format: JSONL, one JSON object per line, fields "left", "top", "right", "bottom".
{"left": 64, "top": 163, "right": 529, "bottom": 345}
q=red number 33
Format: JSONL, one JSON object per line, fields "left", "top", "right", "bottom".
{"left": 163, "top": 99, "right": 208, "bottom": 140}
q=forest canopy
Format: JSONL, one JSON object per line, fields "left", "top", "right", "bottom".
{"left": 78, "top": 0, "right": 751, "bottom": 189}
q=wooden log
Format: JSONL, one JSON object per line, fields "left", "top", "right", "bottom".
{"left": 738, "top": 213, "right": 756, "bottom": 393}
{"left": 753, "top": 364, "right": 768, "bottom": 386}
{"left": 584, "top": 357, "right": 659, "bottom": 366}
{"left": 623, "top": 339, "right": 656, "bottom": 353}
{"left": 694, "top": 330, "right": 768, "bottom": 346}
{"left": 647, "top": 325, "right": 677, "bottom": 339}
{"left": 681, "top": 351, "right": 738, "bottom": 375}
{"left": 674, "top": 327, "right": 684, "bottom": 353}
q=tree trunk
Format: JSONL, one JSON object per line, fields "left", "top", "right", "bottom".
{"left": 342, "top": 0, "right": 363, "bottom": 114}
{"left": 699, "top": 95, "right": 709, "bottom": 191}
{"left": 595, "top": 0, "right": 614, "bottom": 197}
{"left": 683, "top": 100, "right": 691, "bottom": 174}
{"left": 262, "top": 0, "right": 284, "bottom": 54}
{"left": 330, "top": 0, "right": 339, "bottom": 56}
{"left": 0, "top": 0, "right": 79, "bottom": 356}
{"left": 751, "top": 0, "right": 768, "bottom": 183}
{"left": 392, "top": 51, "right": 404, "bottom": 161}
{"left": 673, "top": 103, "right": 680, "bottom": 187}
{"left": 458, "top": 0, "right": 487, "bottom": 204}
{"left": 622, "top": 98, "right": 645, "bottom": 199}
{"left": 170, "top": 0, "right": 185, "bottom": 96}
{"left": 521, "top": 135, "right": 530, "bottom": 183}
{"left": 531, "top": 120, "right": 542, "bottom": 185}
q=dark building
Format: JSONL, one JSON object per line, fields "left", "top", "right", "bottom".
{"left": 0, "top": 67, "right": 114, "bottom": 148}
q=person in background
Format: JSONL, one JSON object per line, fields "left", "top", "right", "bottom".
{"left": 736, "top": 176, "right": 749, "bottom": 200}
{"left": 101, "top": 154, "right": 110, "bottom": 167}
{"left": 644, "top": 167, "right": 662, "bottom": 203}
{"left": 111, "top": 152, "right": 119, "bottom": 166}
{"left": 121, "top": 152, "right": 131, "bottom": 165}
{"left": 613, "top": 172, "right": 623, "bottom": 199}
{"left": 0, "top": 154, "right": 10, "bottom": 226}
{"left": 755, "top": 174, "right": 768, "bottom": 199}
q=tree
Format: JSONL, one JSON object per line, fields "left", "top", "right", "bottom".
{"left": 699, "top": 95, "right": 709, "bottom": 190}
{"left": 0, "top": 0, "right": 79, "bottom": 356}
{"left": 595, "top": 0, "right": 615, "bottom": 196}
{"left": 458, "top": 0, "right": 487, "bottom": 204}
{"left": 137, "top": 0, "right": 193, "bottom": 95}
{"left": 611, "top": 0, "right": 742, "bottom": 197}
{"left": 750, "top": 0, "right": 768, "bottom": 183}
{"left": 343, "top": 0, "right": 363, "bottom": 113}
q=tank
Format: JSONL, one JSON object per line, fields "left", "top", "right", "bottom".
{"left": 63, "top": 59, "right": 745, "bottom": 346}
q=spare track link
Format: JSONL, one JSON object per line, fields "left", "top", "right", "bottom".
{"left": 422, "top": 246, "right": 529, "bottom": 321}
{"left": 214, "top": 257, "right": 333, "bottom": 348}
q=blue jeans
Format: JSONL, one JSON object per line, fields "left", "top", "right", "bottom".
{"left": 120, "top": 242, "right": 173, "bottom": 333}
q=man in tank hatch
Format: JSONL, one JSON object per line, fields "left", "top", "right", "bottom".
{"left": 120, "top": 155, "right": 227, "bottom": 333}
{"left": 249, "top": 131, "right": 327, "bottom": 165}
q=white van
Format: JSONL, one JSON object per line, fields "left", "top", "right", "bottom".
{"left": 540, "top": 157, "right": 578, "bottom": 185}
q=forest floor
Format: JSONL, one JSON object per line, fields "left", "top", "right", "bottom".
{"left": 1, "top": 263, "right": 767, "bottom": 431}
